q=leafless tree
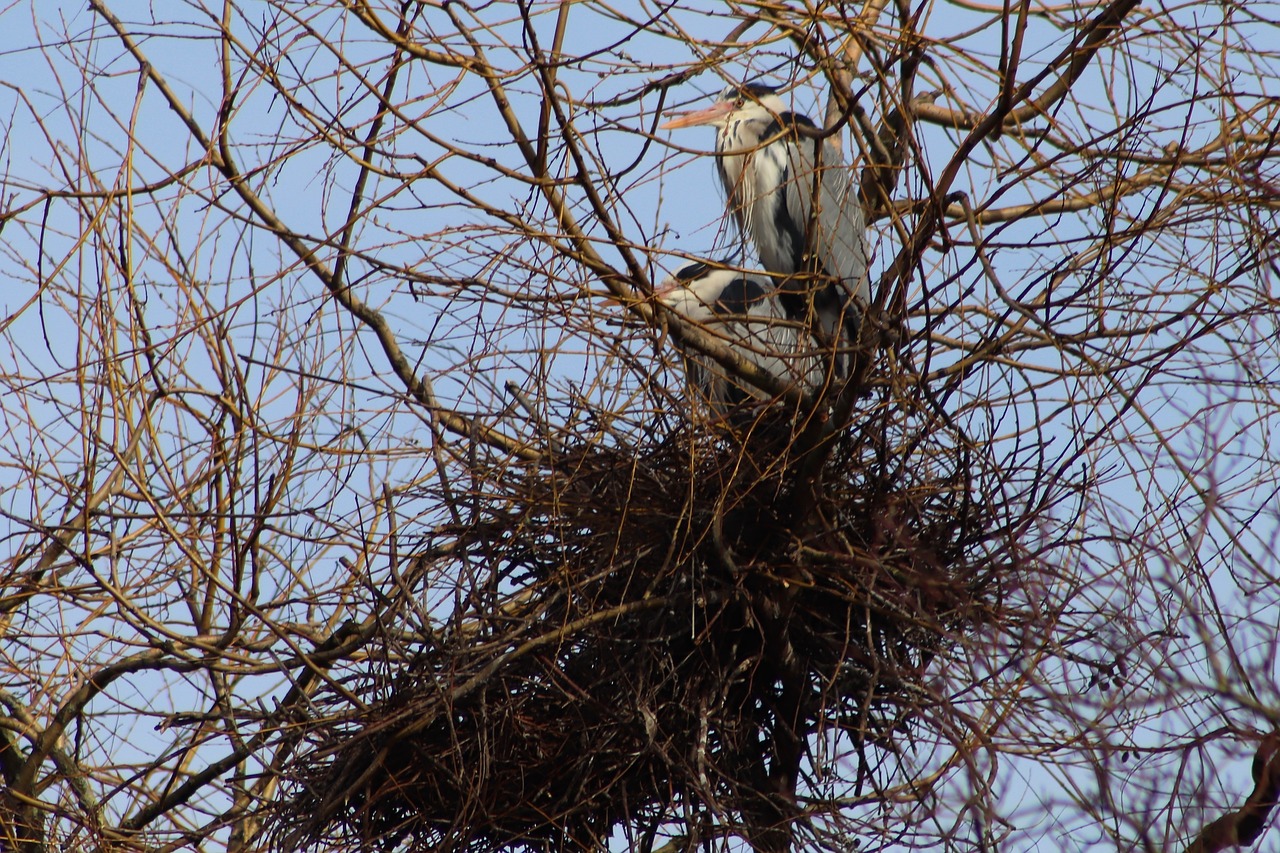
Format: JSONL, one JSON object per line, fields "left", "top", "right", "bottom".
{"left": 2, "top": 1, "right": 1279, "bottom": 851}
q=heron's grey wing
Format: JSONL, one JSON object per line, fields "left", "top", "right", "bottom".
{"left": 780, "top": 137, "right": 818, "bottom": 271}
{"left": 782, "top": 139, "right": 870, "bottom": 302}
{"left": 821, "top": 164, "right": 870, "bottom": 308}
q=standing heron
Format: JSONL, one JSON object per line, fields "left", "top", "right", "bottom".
{"left": 661, "top": 82, "right": 870, "bottom": 372}
{"left": 655, "top": 260, "right": 821, "bottom": 412}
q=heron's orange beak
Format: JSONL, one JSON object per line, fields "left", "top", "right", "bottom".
{"left": 659, "top": 100, "right": 733, "bottom": 130}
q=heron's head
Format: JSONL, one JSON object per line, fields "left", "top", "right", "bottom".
{"left": 655, "top": 262, "right": 747, "bottom": 319}
{"left": 659, "top": 82, "right": 787, "bottom": 131}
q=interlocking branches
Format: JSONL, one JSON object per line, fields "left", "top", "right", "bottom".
{"left": 0, "top": 1, "right": 1278, "bottom": 852}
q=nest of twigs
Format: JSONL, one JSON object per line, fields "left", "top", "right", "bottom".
{"left": 268, "top": 378, "right": 1017, "bottom": 852}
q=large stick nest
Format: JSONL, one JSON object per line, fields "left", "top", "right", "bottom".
{"left": 268, "top": 378, "right": 1023, "bottom": 852}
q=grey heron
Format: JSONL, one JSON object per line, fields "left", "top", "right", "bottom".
{"left": 661, "top": 82, "right": 870, "bottom": 373}
{"left": 656, "top": 260, "right": 821, "bottom": 412}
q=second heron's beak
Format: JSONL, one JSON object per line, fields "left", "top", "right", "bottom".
{"left": 659, "top": 100, "right": 734, "bottom": 130}
{"left": 653, "top": 277, "right": 683, "bottom": 301}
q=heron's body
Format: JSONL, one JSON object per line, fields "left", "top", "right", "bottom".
{"left": 656, "top": 262, "right": 821, "bottom": 411}
{"left": 662, "top": 83, "right": 870, "bottom": 371}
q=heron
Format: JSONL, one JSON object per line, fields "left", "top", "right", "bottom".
{"left": 661, "top": 82, "right": 870, "bottom": 373}
{"left": 655, "top": 260, "right": 821, "bottom": 412}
